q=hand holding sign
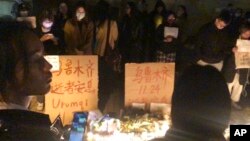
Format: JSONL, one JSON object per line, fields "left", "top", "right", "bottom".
{"left": 235, "top": 39, "right": 250, "bottom": 69}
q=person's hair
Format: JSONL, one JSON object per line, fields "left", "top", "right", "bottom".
{"left": 0, "top": 22, "right": 32, "bottom": 93}
{"left": 39, "top": 9, "right": 55, "bottom": 26}
{"left": 126, "top": 1, "right": 139, "bottom": 17}
{"left": 17, "top": 2, "right": 31, "bottom": 16}
{"left": 94, "top": 0, "right": 110, "bottom": 25}
{"left": 56, "top": 1, "right": 71, "bottom": 19}
{"left": 217, "top": 10, "right": 232, "bottom": 25}
{"left": 171, "top": 65, "right": 231, "bottom": 137}
{"left": 177, "top": 5, "right": 188, "bottom": 18}
{"left": 239, "top": 23, "right": 250, "bottom": 34}
{"left": 153, "top": 0, "right": 167, "bottom": 14}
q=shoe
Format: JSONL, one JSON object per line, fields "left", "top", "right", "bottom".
{"left": 231, "top": 101, "right": 243, "bottom": 110}
{"left": 36, "top": 102, "right": 44, "bottom": 111}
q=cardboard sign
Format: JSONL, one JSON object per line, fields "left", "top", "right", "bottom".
{"left": 236, "top": 39, "right": 250, "bottom": 69}
{"left": 125, "top": 63, "right": 175, "bottom": 107}
{"left": 45, "top": 56, "right": 98, "bottom": 125}
{"left": 164, "top": 27, "right": 179, "bottom": 38}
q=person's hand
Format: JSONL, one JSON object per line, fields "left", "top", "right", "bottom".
{"left": 232, "top": 46, "right": 238, "bottom": 53}
{"left": 163, "top": 36, "right": 174, "bottom": 42}
{"left": 40, "top": 34, "right": 53, "bottom": 42}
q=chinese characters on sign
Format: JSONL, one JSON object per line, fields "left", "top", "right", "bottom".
{"left": 125, "top": 63, "right": 175, "bottom": 106}
{"left": 45, "top": 56, "right": 98, "bottom": 125}
{"left": 236, "top": 39, "right": 250, "bottom": 69}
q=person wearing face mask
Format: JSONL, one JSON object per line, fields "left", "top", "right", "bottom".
{"left": 63, "top": 0, "right": 94, "bottom": 55}
{"left": 36, "top": 10, "right": 65, "bottom": 55}
{"left": 155, "top": 11, "right": 179, "bottom": 63}
{"left": 34, "top": 10, "right": 65, "bottom": 110}
{"left": 222, "top": 23, "right": 250, "bottom": 110}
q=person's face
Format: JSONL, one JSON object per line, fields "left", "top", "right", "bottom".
{"left": 15, "top": 31, "right": 52, "bottom": 95}
{"left": 241, "top": 30, "right": 250, "bottom": 39}
{"left": 59, "top": 3, "right": 68, "bottom": 15}
{"left": 215, "top": 19, "right": 227, "bottom": 30}
{"left": 19, "top": 10, "right": 29, "bottom": 17}
{"left": 177, "top": 7, "right": 184, "bottom": 17}
{"left": 76, "top": 7, "right": 85, "bottom": 21}
{"left": 157, "top": 6, "right": 163, "bottom": 13}
{"left": 125, "top": 5, "right": 131, "bottom": 15}
{"left": 42, "top": 18, "right": 54, "bottom": 29}
{"left": 167, "top": 14, "right": 176, "bottom": 24}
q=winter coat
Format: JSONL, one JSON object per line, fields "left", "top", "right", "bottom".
{"left": 64, "top": 18, "right": 94, "bottom": 55}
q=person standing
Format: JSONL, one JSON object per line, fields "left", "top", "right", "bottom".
{"left": 223, "top": 23, "right": 250, "bottom": 110}
{"left": 64, "top": 0, "right": 94, "bottom": 55}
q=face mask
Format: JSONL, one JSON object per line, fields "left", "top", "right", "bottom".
{"left": 42, "top": 21, "right": 53, "bottom": 28}
{"left": 20, "top": 10, "right": 28, "bottom": 17}
{"left": 76, "top": 13, "right": 85, "bottom": 21}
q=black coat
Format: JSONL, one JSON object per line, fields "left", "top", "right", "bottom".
{"left": 0, "top": 109, "right": 57, "bottom": 141}
{"left": 194, "top": 22, "right": 233, "bottom": 63}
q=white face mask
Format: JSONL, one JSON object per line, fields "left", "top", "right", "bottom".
{"left": 42, "top": 21, "right": 53, "bottom": 29}
{"left": 76, "top": 13, "right": 85, "bottom": 21}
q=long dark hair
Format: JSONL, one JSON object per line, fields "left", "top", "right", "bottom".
{"left": 94, "top": 0, "right": 110, "bottom": 26}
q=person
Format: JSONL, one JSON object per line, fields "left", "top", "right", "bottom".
{"left": 175, "top": 5, "right": 189, "bottom": 42}
{"left": 35, "top": 9, "right": 65, "bottom": 111}
{"left": 154, "top": 65, "right": 231, "bottom": 141}
{"left": 118, "top": 1, "right": 145, "bottom": 64}
{"left": 36, "top": 9, "right": 65, "bottom": 55}
{"left": 223, "top": 23, "right": 250, "bottom": 110}
{"left": 194, "top": 10, "right": 233, "bottom": 71}
{"left": 16, "top": 2, "right": 36, "bottom": 29}
{"left": 0, "top": 22, "right": 57, "bottom": 140}
{"left": 63, "top": 0, "right": 94, "bottom": 55}
{"left": 54, "top": 1, "right": 71, "bottom": 31}
{"left": 155, "top": 11, "right": 179, "bottom": 63}
{"left": 93, "top": 0, "right": 119, "bottom": 112}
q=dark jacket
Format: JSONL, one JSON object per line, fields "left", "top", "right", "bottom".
{"left": 0, "top": 109, "right": 57, "bottom": 141}
{"left": 194, "top": 21, "right": 233, "bottom": 63}
{"left": 35, "top": 27, "right": 65, "bottom": 55}
{"left": 119, "top": 15, "right": 145, "bottom": 63}
{"left": 155, "top": 23, "right": 180, "bottom": 54}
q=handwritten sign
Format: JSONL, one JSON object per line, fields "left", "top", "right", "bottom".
{"left": 236, "top": 39, "right": 250, "bottom": 69}
{"left": 125, "top": 63, "right": 175, "bottom": 107}
{"left": 45, "top": 56, "right": 98, "bottom": 125}
{"left": 164, "top": 27, "right": 179, "bottom": 38}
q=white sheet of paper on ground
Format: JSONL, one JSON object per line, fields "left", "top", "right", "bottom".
{"left": 131, "top": 103, "right": 146, "bottom": 110}
{"left": 44, "top": 55, "right": 60, "bottom": 72}
{"left": 164, "top": 27, "right": 179, "bottom": 38}
{"left": 150, "top": 103, "right": 171, "bottom": 114}
{"left": 236, "top": 39, "right": 250, "bottom": 52}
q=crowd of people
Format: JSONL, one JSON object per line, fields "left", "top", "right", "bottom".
{"left": 0, "top": 0, "right": 250, "bottom": 140}
{"left": 1, "top": 0, "right": 250, "bottom": 112}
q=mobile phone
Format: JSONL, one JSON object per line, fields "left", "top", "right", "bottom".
{"left": 69, "top": 112, "right": 88, "bottom": 141}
